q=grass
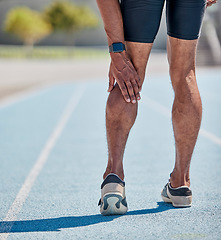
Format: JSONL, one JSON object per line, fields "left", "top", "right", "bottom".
{"left": 0, "top": 45, "right": 109, "bottom": 59}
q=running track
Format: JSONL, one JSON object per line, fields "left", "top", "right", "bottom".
{"left": 0, "top": 68, "right": 220, "bottom": 240}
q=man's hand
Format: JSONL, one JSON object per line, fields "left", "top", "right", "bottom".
{"left": 206, "top": 0, "right": 217, "bottom": 7}
{"left": 108, "top": 52, "right": 141, "bottom": 103}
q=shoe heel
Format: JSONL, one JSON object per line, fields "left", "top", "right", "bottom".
{"left": 100, "top": 194, "right": 128, "bottom": 215}
{"left": 171, "top": 195, "right": 192, "bottom": 208}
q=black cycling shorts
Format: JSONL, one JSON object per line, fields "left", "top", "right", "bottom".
{"left": 120, "top": 0, "right": 206, "bottom": 43}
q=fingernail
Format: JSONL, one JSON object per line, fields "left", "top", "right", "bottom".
{"left": 132, "top": 100, "right": 136, "bottom": 104}
{"left": 137, "top": 97, "right": 141, "bottom": 100}
{"left": 126, "top": 99, "right": 130, "bottom": 103}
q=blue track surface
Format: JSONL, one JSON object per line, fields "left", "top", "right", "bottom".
{"left": 0, "top": 69, "right": 220, "bottom": 240}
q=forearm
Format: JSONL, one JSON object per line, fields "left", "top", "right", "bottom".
{"left": 96, "top": 0, "right": 124, "bottom": 45}
{"left": 96, "top": 0, "right": 141, "bottom": 103}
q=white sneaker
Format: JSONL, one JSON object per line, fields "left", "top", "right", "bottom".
{"left": 161, "top": 182, "right": 192, "bottom": 207}
{"left": 98, "top": 174, "right": 128, "bottom": 215}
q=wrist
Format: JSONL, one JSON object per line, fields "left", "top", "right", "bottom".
{"left": 109, "top": 42, "right": 126, "bottom": 53}
{"left": 110, "top": 50, "right": 126, "bottom": 60}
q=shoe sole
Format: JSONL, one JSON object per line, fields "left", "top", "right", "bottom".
{"left": 100, "top": 194, "right": 128, "bottom": 216}
{"left": 169, "top": 195, "right": 192, "bottom": 208}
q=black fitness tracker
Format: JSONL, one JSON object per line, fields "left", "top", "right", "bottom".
{"left": 109, "top": 42, "right": 126, "bottom": 53}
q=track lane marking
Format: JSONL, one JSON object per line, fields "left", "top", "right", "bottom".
{"left": 0, "top": 86, "right": 85, "bottom": 239}
{"left": 142, "top": 95, "right": 221, "bottom": 147}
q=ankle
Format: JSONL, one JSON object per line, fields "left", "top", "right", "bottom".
{"left": 103, "top": 168, "right": 124, "bottom": 181}
{"left": 170, "top": 172, "right": 190, "bottom": 188}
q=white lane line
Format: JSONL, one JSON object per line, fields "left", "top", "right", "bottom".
{"left": 0, "top": 86, "right": 85, "bottom": 240}
{"left": 142, "top": 95, "right": 171, "bottom": 118}
{"left": 199, "top": 129, "right": 221, "bottom": 146}
{"left": 142, "top": 95, "right": 221, "bottom": 147}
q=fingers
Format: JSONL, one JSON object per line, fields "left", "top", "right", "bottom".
{"left": 134, "top": 72, "right": 142, "bottom": 92}
{"left": 117, "top": 77, "right": 141, "bottom": 104}
{"left": 125, "top": 80, "right": 136, "bottom": 103}
{"left": 108, "top": 74, "right": 115, "bottom": 92}
{"left": 131, "top": 78, "right": 141, "bottom": 101}
{"left": 108, "top": 62, "right": 115, "bottom": 92}
{"left": 125, "top": 57, "right": 142, "bottom": 91}
{"left": 117, "top": 78, "right": 131, "bottom": 103}
{"left": 124, "top": 71, "right": 141, "bottom": 103}
{"left": 118, "top": 63, "right": 141, "bottom": 103}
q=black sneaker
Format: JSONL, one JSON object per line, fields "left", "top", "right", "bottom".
{"left": 98, "top": 173, "right": 128, "bottom": 215}
{"left": 161, "top": 182, "right": 192, "bottom": 207}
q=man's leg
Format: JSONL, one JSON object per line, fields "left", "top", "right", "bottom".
{"left": 168, "top": 36, "right": 202, "bottom": 188}
{"left": 103, "top": 42, "right": 152, "bottom": 180}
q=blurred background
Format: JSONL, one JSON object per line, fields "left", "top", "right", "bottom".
{"left": 0, "top": 0, "right": 220, "bottom": 101}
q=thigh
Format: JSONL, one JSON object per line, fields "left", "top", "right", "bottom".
{"left": 167, "top": 36, "right": 198, "bottom": 89}
{"left": 166, "top": 0, "right": 206, "bottom": 40}
{"left": 167, "top": 37, "right": 198, "bottom": 68}
{"left": 121, "top": 0, "right": 165, "bottom": 43}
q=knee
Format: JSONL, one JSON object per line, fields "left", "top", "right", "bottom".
{"left": 170, "top": 67, "right": 202, "bottom": 111}
{"left": 170, "top": 67, "right": 197, "bottom": 97}
{"left": 171, "top": 70, "right": 202, "bottom": 120}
